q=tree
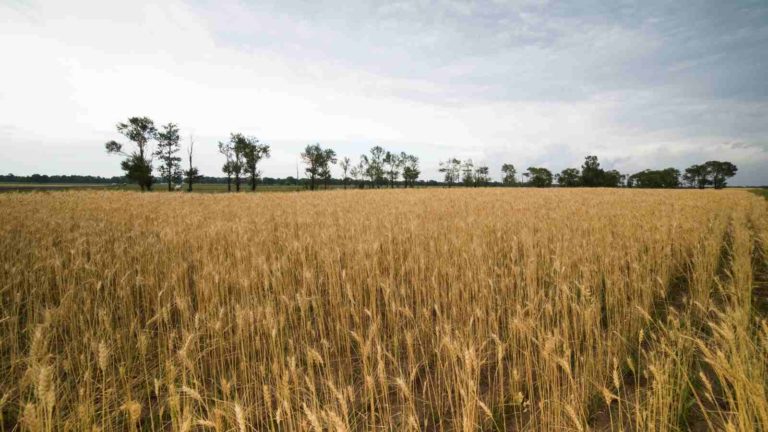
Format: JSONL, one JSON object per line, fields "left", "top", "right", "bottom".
{"left": 154, "top": 123, "right": 182, "bottom": 191}
{"left": 361, "top": 146, "right": 386, "bottom": 188}
{"left": 401, "top": 153, "right": 420, "bottom": 188}
{"left": 524, "top": 167, "right": 553, "bottom": 187}
{"left": 461, "top": 159, "right": 475, "bottom": 186}
{"left": 556, "top": 168, "right": 581, "bottom": 187}
{"left": 218, "top": 140, "right": 235, "bottom": 192}
{"left": 184, "top": 135, "right": 203, "bottom": 192}
{"left": 474, "top": 166, "right": 490, "bottom": 187}
{"left": 104, "top": 116, "right": 157, "bottom": 191}
{"left": 339, "top": 157, "right": 351, "bottom": 189}
{"left": 627, "top": 168, "right": 680, "bottom": 188}
{"left": 320, "top": 151, "right": 336, "bottom": 189}
{"left": 236, "top": 135, "right": 270, "bottom": 191}
{"left": 301, "top": 143, "right": 337, "bottom": 190}
{"left": 683, "top": 164, "right": 709, "bottom": 189}
{"left": 438, "top": 158, "right": 461, "bottom": 187}
{"left": 581, "top": 155, "right": 605, "bottom": 187}
{"left": 350, "top": 161, "right": 365, "bottom": 189}
{"left": 501, "top": 164, "right": 517, "bottom": 186}
{"left": 383, "top": 151, "right": 402, "bottom": 188}
{"left": 226, "top": 133, "right": 252, "bottom": 192}
{"left": 703, "top": 161, "right": 737, "bottom": 189}
{"left": 603, "top": 169, "right": 623, "bottom": 188}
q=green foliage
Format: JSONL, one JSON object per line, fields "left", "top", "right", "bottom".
{"left": 704, "top": 161, "right": 737, "bottom": 189}
{"left": 461, "top": 159, "right": 475, "bottom": 186}
{"left": 301, "top": 143, "right": 337, "bottom": 190}
{"left": 501, "top": 163, "right": 517, "bottom": 186}
{"left": 218, "top": 141, "right": 235, "bottom": 191}
{"left": 361, "top": 146, "right": 386, "bottom": 187}
{"left": 339, "top": 157, "right": 352, "bottom": 189}
{"left": 241, "top": 137, "right": 271, "bottom": 191}
{"left": 116, "top": 117, "right": 157, "bottom": 155}
{"left": 580, "top": 155, "right": 603, "bottom": 187}
{"left": 120, "top": 154, "right": 153, "bottom": 191}
{"left": 474, "top": 166, "right": 490, "bottom": 187}
{"left": 683, "top": 164, "right": 709, "bottom": 188}
{"left": 524, "top": 167, "right": 553, "bottom": 187}
{"left": 683, "top": 161, "right": 738, "bottom": 189}
{"left": 155, "top": 123, "right": 182, "bottom": 191}
{"left": 556, "top": 167, "right": 581, "bottom": 187}
{"left": 383, "top": 151, "right": 402, "bottom": 188}
{"left": 557, "top": 156, "right": 624, "bottom": 187}
{"left": 104, "top": 116, "right": 157, "bottom": 191}
{"left": 183, "top": 167, "right": 203, "bottom": 191}
{"left": 438, "top": 158, "right": 461, "bottom": 187}
{"left": 401, "top": 153, "right": 420, "bottom": 188}
{"left": 602, "top": 169, "right": 624, "bottom": 187}
{"left": 627, "top": 168, "right": 680, "bottom": 188}
{"left": 227, "top": 133, "right": 258, "bottom": 192}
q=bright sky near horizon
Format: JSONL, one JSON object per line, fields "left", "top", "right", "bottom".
{"left": 1, "top": 0, "right": 767, "bottom": 184}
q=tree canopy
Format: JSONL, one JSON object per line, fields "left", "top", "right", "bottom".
{"left": 104, "top": 116, "right": 157, "bottom": 191}
{"left": 301, "top": 143, "right": 337, "bottom": 190}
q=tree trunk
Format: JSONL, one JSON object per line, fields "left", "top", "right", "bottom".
{"left": 227, "top": 176, "right": 232, "bottom": 192}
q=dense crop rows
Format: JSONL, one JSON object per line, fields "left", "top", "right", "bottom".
{"left": 1, "top": 189, "right": 766, "bottom": 431}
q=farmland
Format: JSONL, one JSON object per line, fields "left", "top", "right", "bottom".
{"left": 0, "top": 189, "right": 766, "bottom": 431}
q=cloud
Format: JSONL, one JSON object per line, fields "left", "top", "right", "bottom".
{"left": 0, "top": 0, "right": 767, "bottom": 185}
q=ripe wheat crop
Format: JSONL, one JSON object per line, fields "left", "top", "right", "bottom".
{"left": 1, "top": 189, "right": 766, "bottom": 431}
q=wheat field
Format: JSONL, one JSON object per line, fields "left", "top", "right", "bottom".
{"left": 0, "top": 189, "right": 766, "bottom": 431}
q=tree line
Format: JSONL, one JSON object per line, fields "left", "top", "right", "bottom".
{"left": 99, "top": 116, "right": 739, "bottom": 191}
{"left": 435, "top": 155, "right": 737, "bottom": 189}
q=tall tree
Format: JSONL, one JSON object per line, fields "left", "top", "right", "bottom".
{"left": 474, "top": 166, "right": 490, "bottom": 187}
{"left": 301, "top": 143, "right": 337, "bottom": 190}
{"left": 236, "top": 136, "right": 270, "bottom": 191}
{"left": 104, "top": 116, "right": 157, "bottom": 191}
{"left": 682, "top": 166, "right": 699, "bottom": 188}
{"left": 501, "top": 163, "right": 517, "bottom": 186}
{"left": 339, "top": 157, "right": 351, "bottom": 189}
{"left": 184, "top": 135, "right": 203, "bottom": 192}
{"left": 524, "top": 167, "right": 553, "bottom": 187}
{"left": 383, "top": 151, "right": 402, "bottom": 188}
{"left": 556, "top": 168, "right": 581, "bottom": 187}
{"left": 438, "top": 158, "right": 461, "bottom": 187}
{"left": 351, "top": 160, "right": 365, "bottom": 189}
{"left": 461, "top": 159, "right": 475, "bottom": 186}
{"left": 580, "top": 155, "right": 605, "bottom": 187}
{"left": 154, "top": 123, "right": 182, "bottom": 191}
{"left": 218, "top": 141, "right": 235, "bottom": 192}
{"left": 703, "top": 161, "right": 738, "bottom": 189}
{"left": 229, "top": 133, "right": 249, "bottom": 192}
{"left": 627, "top": 168, "right": 680, "bottom": 188}
{"left": 602, "top": 169, "right": 623, "bottom": 187}
{"left": 401, "top": 153, "right": 420, "bottom": 188}
{"left": 360, "top": 146, "right": 386, "bottom": 188}
{"left": 683, "top": 164, "right": 709, "bottom": 189}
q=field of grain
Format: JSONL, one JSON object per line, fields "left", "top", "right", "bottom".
{"left": 1, "top": 189, "right": 766, "bottom": 431}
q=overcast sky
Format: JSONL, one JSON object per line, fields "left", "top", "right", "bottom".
{"left": 1, "top": 0, "right": 767, "bottom": 184}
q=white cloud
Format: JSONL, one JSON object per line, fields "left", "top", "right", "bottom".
{"left": 0, "top": 0, "right": 766, "bottom": 184}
